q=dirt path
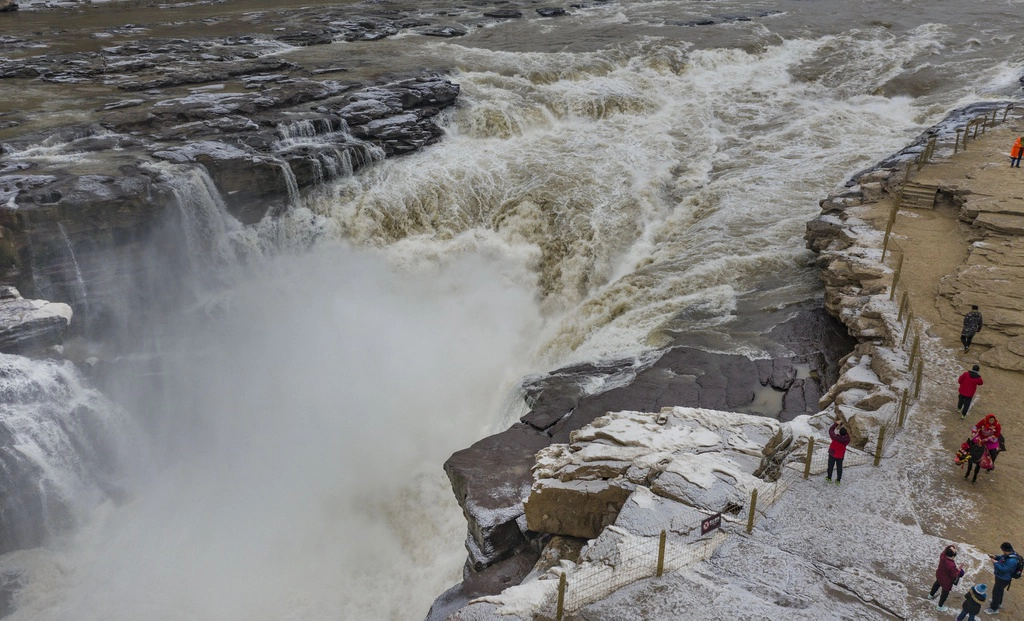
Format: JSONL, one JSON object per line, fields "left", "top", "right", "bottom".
{"left": 863, "top": 118, "right": 1024, "bottom": 617}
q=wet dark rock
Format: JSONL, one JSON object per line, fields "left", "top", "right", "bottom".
{"left": 418, "top": 26, "right": 468, "bottom": 37}
{"left": 536, "top": 7, "right": 568, "bottom": 17}
{"left": 0, "top": 1, "right": 17, "bottom": 13}
{"left": 332, "top": 18, "right": 401, "bottom": 41}
{"left": 443, "top": 424, "right": 550, "bottom": 571}
{"left": 0, "top": 286, "right": 71, "bottom": 354}
{"left": 441, "top": 307, "right": 852, "bottom": 599}
{"left": 274, "top": 30, "right": 336, "bottom": 47}
{"left": 483, "top": 9, "right": 523, "bottom": 18}
{"left": 425, "top": 549, "right": 540, "bottom": 621}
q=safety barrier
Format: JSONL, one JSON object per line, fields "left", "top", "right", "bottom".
{"left": 554, "top": 513, "right": 729, "bottom": 619}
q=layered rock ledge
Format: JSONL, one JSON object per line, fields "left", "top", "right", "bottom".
{"left": 0, "top": 76, "right": 459, "bottom": 333}
{"left": 432, "top": 307, "right": 857, "bottom": 619}
{"left": 0, "top": 285, "right": 71, "bottom": 354}
{"left": 806, "top": 101, "right": 1024, "bottom": 373}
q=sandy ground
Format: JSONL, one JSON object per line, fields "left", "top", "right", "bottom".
{"left": 863, "top": 116, "right": 1024, "bottom": 617}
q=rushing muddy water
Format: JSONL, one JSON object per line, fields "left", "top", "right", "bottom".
{"left": 0, "top": 0, "right": 1022, "bottom": 619}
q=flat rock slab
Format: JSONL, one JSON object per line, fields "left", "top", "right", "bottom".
{"left": 0, "top": 286, "right": 72, "bottom": 354}
{"left": 974, "top": 211, "right": 1024, "bottom": 235}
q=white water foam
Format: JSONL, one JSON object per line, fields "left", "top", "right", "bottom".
{"left": 310, "top": 32, "right": 950, "bottom": 365}
{"left": 3, "top": 242, "right": 542, "bottom": 621}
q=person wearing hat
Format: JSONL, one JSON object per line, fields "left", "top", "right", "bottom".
{"left": 961, "top": 305, "right": 984, "bottom": 352}
{"left": 957, "top": 364, "right": 984, "bottom": 418}
{"left": 930, "top": 544, "right": 966, "bottom": 612}
{"left": 958, "top": 583, "right": 987, "bottom": 620}
{"left": 985, "top": 542, "right": 1020, "bottom": 614}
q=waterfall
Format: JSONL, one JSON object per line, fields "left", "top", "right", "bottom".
{"left": 272, "top": 118, "right": 386, "bottom": 193}
{"left": 162, "top": 165, "right": 248, "bottom": 285}
{"left": 277, "top": 159, "right": 303, "bottom": 209}
{"left": 56, "top": 223, "right": 89, "bottom": 320}
{"left": 0, "top": 354, "right": 132, "bottom": 555}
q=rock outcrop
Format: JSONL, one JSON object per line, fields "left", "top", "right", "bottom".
{"left": 0, "top": 77, "right": 459, "bottom": 334}
{"left": 436, "top": 308, "right": 855, "bottom": 616}
{"left": 805, "top": 101, "right": 1024, "bottom": 372}
{"left": 0, "top": 286, "right": 71, "bottom": 354}
{"left": 446, "top": 407, "right": 795, "bottom": 620}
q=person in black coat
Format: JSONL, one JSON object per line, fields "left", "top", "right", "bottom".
{"left": 957, "top": 583, "right": 987, "bottom": 621}
{"left": 961, "top": 305, "right": 983, "bottom": 352}
{"left": 963, "top": 437, "right": 986, "bottom": 483}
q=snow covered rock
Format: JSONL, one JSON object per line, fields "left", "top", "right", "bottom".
{"left": 524, "top": 408, "right": 790, "bottom": 539}
{"left": 0, "top": 286, "right": 72, "bottom": 354}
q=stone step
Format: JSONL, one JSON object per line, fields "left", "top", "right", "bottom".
{"left": 899, "top": 182, "right": 938, "bottom": 209}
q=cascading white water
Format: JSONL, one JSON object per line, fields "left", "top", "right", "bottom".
{"left": 2, "top": 2, "right": 1022, "bottom": 620}
{"left": 0, "top": 354, "right": 133, "bottom": 554}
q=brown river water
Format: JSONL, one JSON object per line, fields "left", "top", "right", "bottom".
{"left": 0, "top": 0, "right": 1021, "bottom": 619}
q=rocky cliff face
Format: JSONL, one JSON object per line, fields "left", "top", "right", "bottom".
{"left": 0, "top": 77, "right": 459, "bottom": 336}
{"left": 432, "top": 308, "right": 856, "bottom": 619}
{"left": 805, "top": 101, "right": 1024, "bottom": 373}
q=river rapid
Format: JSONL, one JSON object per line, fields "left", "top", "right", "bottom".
{"left": 0, "top": 0, "right": 1022, "bottom": 619}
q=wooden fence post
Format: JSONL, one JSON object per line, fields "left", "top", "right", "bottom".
{"left": 896, "top": 290, "right": 909, "bottom": 323}
{"left": 890, "top": 252, "right": 904, "bottom": 300}
{"left": 745, "top": 489, "right": 758, "bottom": 534}
{"left": 955, "top": 128, "right": 964, "bottom": 153}
{"left": 656, "top": 530, "right": 667, "bottom": 577}
{"left": 803, "top": 437, "right": 815, "bottom": 479}
{"left": 915, "top": 359, "right": 925, "bottom": 399}
{"left": 1003, "top": 105, "right": 1012, "bottom": 122}
{"left": 898, "top": 389, "right": 909, "bottom": 428}
{"left": 901, "top": 312, "right": 914, "bottom": 346}
{"left": 882, "top": 218, "right": 895, "bottom": 262}
{"left": 874, "top": 428, "right": 886, "bottom": 467}
{"left": 908, "top": 334, "right": 920, "bottom": 370}
{"left": 556, "top": 573, "right": 566, "bottom": 621}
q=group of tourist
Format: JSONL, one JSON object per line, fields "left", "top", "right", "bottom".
{"left": 952, "top": 307, "right": 1007, "bottom": 484}
{"left": 929, "top": 542, "right": 1021, "bottom": 618}
{"left": 939, "top": 304, "right": 1017, "bottom": 617}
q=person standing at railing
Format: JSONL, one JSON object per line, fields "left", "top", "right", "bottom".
{"left": 957, "top": 364, "right": 984, "bottom": 418}
{"left": 930, "top": 544, "right": 966, "bottom": 612}
{"left": 825, "top": 420, "right": 850, "bottom": 485}
{"left": 1010, "top": 136, "right": 1023, "bottom": 168}
{"left": 961, "top": 305, "right": 984, "bottom": 352}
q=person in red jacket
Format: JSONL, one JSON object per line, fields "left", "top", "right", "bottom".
{"left": 929, "top": 544, "right": 965, "bottom": 612}
{"left": 1011, "top": 136, "right": 1023, "bottom": 168}
{"left": 957, "top": 364, "right": 983, "bottom": 418}
{"left": 826, "top": 419, "right": 850, "bottom": 485}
